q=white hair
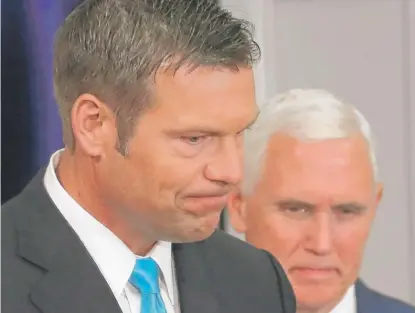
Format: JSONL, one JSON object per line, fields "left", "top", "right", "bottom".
{"left": 242, "top": 88, "right": 378, "bottom": 195}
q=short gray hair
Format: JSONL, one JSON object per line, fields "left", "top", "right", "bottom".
{"left": 242, "top": 89, "right": 378, "bottom": 195}
{"left": 53, "top": 0, "right": 260, "bottom": 154}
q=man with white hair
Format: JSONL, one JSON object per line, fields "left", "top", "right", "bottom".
{"left": 227, "top": 89, "right": 415, "bottom": 313}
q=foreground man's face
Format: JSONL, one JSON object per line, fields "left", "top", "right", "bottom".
{"left": 229, "top": 133, "right": 382, "bottom": 312}
{"left": 95, "top": 65, "right": 258, "bottom": 243}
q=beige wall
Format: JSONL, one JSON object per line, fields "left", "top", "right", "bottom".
{"left": 221, "top": 0, "right": 415, "bottom": 305}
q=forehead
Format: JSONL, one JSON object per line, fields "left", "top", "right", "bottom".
{"left": 257, "top": 133, "right": 374, "bottom": 199}
{"left": 155, "top": 65, "right": 255, "bottom": 95}
{"left": 149, "top": 66, "right": 257, "bottom": 126}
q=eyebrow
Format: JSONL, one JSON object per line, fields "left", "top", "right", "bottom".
{"left": 332, "top": 202, "right": 368, "bottom": 213}
{"left": 274, "top": 199, "right": 367, "bottom": 212}
{"left": 165, "top": 111, "right": 260, "bottom": 137}
{"left": 274, "top": 199, "right": 316, "bottom": 211}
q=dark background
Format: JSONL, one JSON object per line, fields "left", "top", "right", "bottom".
{"left": 2, "top": 0, "right": 81, "bottom": 202}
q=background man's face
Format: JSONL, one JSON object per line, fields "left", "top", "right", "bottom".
{"left": 228, "top": 133, "right": 382, "bottom": 312}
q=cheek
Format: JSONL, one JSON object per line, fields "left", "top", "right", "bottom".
{"left": 157, "top": 159, "right": 205, "bottom": 194}
{"left": 134, "top": 151, "right": 208, "bottom": 200}
{"left": 245, "top": 211, "right": 300, "bottom": 264}
{"left": 336, "top": 225, "right": 370, "bottom": 270}
{"left": 128, "top": 127, "right": 216, "bottom": 194}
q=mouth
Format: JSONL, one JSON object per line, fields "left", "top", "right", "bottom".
{"left": 184, "top": 194, "right": 229, "bottom": 215}
{"left": 187, "top": 194, "right": 229, "bottom": 205}
{"left": 289, "top": 267, "right": 340, "bottom": 281}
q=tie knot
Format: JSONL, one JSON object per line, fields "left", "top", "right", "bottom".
{"left": 129, "top": 257, "right": 161, "bottom": 295}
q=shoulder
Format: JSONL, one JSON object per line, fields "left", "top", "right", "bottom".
{"left": 2, "top": 170, "right": 48, "bottom": 254}
{"left": 200, "top": 230, "right": 296, "bottom": 306}
{"left": 2, "top": 168, "right": 48, "bottom": 220}
{"left": 1, "top": 192, "right": 31, "bottom": 309}
{"left": 2, "top": 192, "right": 24, "bottom": 236}
{"left": 2, "top": 191, "right": 26, "bottom": 215}
{"left": 203, "top": 229, "right": 269, "bottom": 259}
{"left": 2, "top": 189, "right": 32, "bottom": 260}
{"left": 2, "top": 185, "right": 35, "bottom": 228}
{"left": 356, "top": 280, "right": 415, "bottom": 313}
{"left": 201, "top": 229, "right": 281, "bottom": 269}
{"left": 201, "top": 229, "right": 293, "bottom": 282}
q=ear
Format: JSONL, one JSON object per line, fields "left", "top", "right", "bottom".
{"left": 71, "top": 94, "right": 117, "bottom": 157}
{"left": 375, "top": 182, "right": 384, "bottom": 206}
{"left": 227, "top": 190, "right": 248, "bottom": 233}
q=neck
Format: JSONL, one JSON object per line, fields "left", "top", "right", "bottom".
{"left": 57, "top": 149, "right": 155, "bottom": 255}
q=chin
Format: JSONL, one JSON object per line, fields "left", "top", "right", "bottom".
{"left": 167, "top": 223, "right": 218, "bottom": 243}
{"left": 190, "top": 225, "right": 217, "bottom": 241}
{"left": 295, "top": 286, "right": 344, "bottom": 312}
{"left": 157, "top": 209, "right": 221, "bottom": 243}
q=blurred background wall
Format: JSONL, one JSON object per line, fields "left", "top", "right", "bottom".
{"left": 220, "top": 0, "right": 415, "bottom": 305}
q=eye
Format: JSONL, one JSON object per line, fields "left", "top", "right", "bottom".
{"left": 338, "top": 207, "right": 361, "bottom": 216}
{"left": 340, "top": 208, "right": 355, "bottom": 214}
{"left": 285, "top": 206, "right": 308, "bottom": 213}
{"left": 278, "top": 205, "right": 311, "bottom": 221}
{"left": 181, "top": 136, "right": 206, "bottom": 145}
{"left": 335, "top": 204, "right": 365, "bottom": 216}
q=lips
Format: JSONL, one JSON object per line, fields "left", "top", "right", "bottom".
{"left": 186, "top": 190, "right": 231, "bottom": 198}
{"left": 184, "top": 194, "right": 229, "bottom": 215}
{"left": 188, "top": 195, "right": 229, "bottom": 206}
{"left": 289, "top": 267, "right": 339, "bottom": 281}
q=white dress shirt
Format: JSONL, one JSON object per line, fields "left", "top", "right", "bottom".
{"left": 43, "top": 150, "right": 180, "bottom": 313}
{"left": 330, "top": 285, "right": 356, "bottom": 313}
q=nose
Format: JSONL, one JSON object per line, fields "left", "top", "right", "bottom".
{"left": 304, "top": 212, "right": 334, "bottom": 256}
{"left": 204, "top": 137, "right": 243, "bottom": 186}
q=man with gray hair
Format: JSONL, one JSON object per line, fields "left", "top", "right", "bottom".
{"left": 1, "top": 1, "right": 296, "bottom": 313}
{"left": 228, "top": 89, "right": 415, "bottom": 313}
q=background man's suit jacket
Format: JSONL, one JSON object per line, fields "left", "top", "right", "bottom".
{"left": 356, "top": 280, "right": 415, "bottom": 313}
{"left": 1, "top": 170, "right": 296, "bottom": 313}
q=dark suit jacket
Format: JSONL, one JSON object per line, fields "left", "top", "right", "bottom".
{"left": 2, "top": 170, "right": 296, "bottom": 313}
{"left": 356, "top": 279, "right": 415, "bottom": 313}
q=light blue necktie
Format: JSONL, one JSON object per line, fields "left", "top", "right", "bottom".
{"left": 129, "top": 257, "right": 167, "bottom": 313}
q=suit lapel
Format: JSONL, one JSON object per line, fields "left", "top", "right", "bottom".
{"left": 173, "top": 241, "right": 220, "bottom": 313}
{"left": 355, "top": 279, "right": 374, "bottom": 313}
{"left": 29, "top": 247, "right": 122, "bottom": 313}
{"left": 13, "top": 171, "right": 122, "bottom": 313}
{"left": 15, "top": 170, "right": 221, "bottom": 313}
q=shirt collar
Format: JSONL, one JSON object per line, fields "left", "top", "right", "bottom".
{"left": 43, "top": 149, "right": 175, "bottom": 304}
{"left": 142, "top": 240, "right": 175, "bottom": 304}
{"left": 330, "top": 284, "right": 356, "bottom": 313}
